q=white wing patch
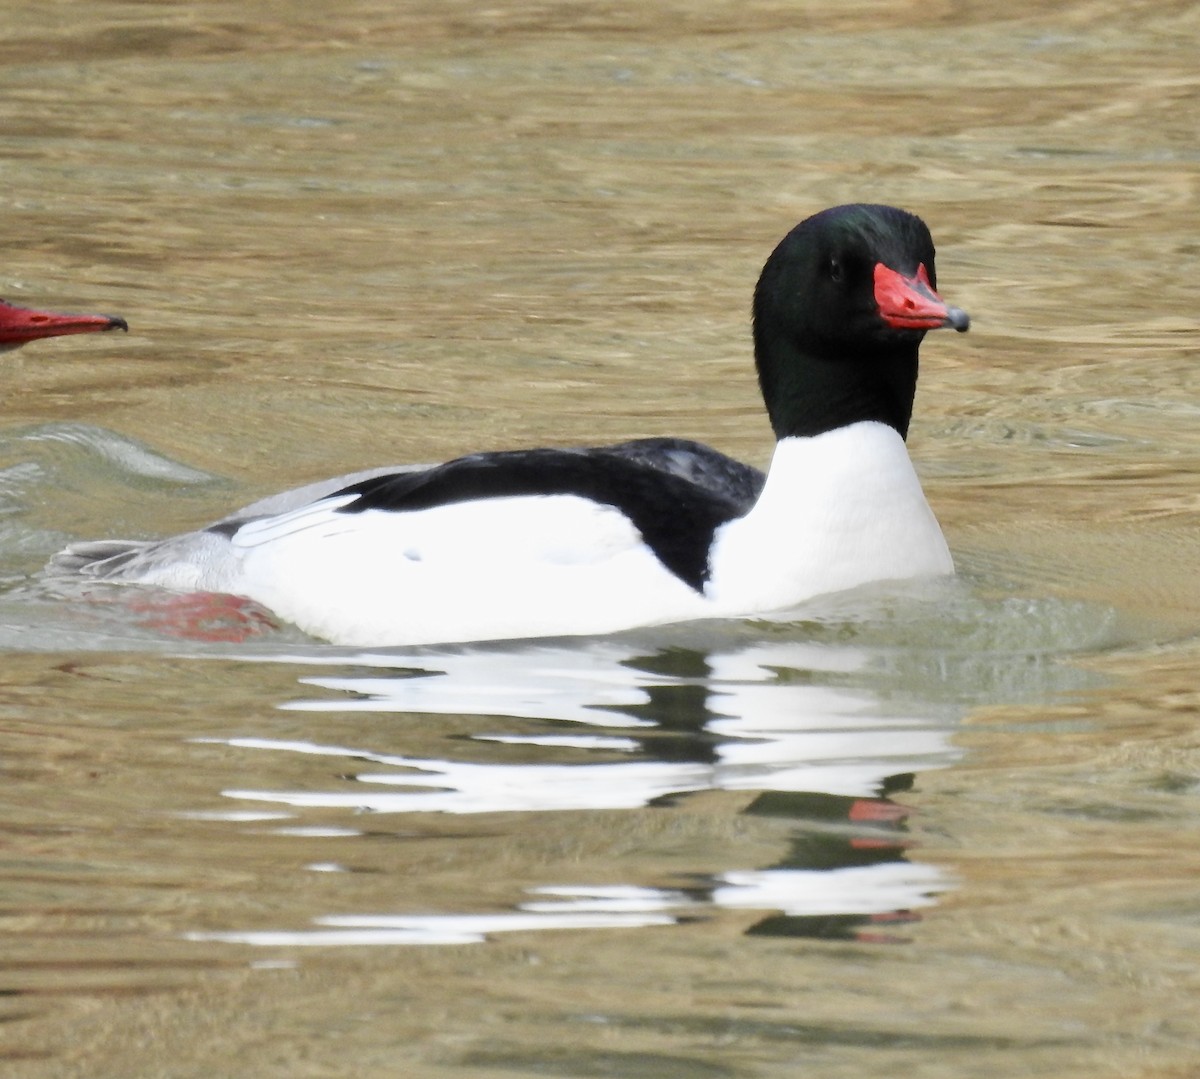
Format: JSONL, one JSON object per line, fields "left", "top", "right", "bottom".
{"left": 221, "top": 493, "right": 707, "bottom": 645}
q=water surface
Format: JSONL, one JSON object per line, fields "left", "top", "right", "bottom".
{"left": 2, "top": 2, "right": 1200, "bottom": 1076}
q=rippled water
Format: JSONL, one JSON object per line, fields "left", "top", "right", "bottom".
{"left": 2, "top": 2, "right": 1200, "bottom": 1077}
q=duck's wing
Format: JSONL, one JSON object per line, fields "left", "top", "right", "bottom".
{"left": 217, "top": 437, "right": 764, "bottom": 527}
{"left": 229, "top": 446, "right": 748, "bottom": 593}
{"left": 46, "top": 440, "right": 762, "bottom": 597}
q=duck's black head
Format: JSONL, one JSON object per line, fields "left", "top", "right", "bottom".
{"left": 752, "top": 203, "right": 968, "bottom": 441}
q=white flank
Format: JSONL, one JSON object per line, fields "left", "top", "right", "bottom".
{"left": 226, "top": 493, "right": 709, "bottom": 646}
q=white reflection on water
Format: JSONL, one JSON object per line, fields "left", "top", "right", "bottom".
{"left": 711, "top": 864, "right": 947, "bottom": 917}
{"left": 206, "top": 640, "right": 961, "bottom": 813}
{"left": 190, "top": 887, "right": 688, "bottom": 947}
{"left": 187, "top": 636, "right": 964, "bottom": 944}
{"left": 188, "top": 909, "right": 678, "bottom": 947}
{"left": 187, "top": 863, "right": 948, "bottom": 947}
{"left": 213, "top": 738, "right": 715, "bottom": 813}
{"left": 281, "top": 639, "right": 863, "bottom": 723}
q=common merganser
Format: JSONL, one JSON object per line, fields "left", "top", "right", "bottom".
{"left": 49, "top": 204, "right": 969, "bottom": 646}
{"left": 0, "top": 297, "right": 126, "bottom": 352}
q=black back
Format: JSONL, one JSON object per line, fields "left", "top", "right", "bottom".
{"left": 328, "top": 446, "right": 751, "bottom": 592}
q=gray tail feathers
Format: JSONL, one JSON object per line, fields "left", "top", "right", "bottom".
{"left": 45, "top": 539, "right": 155, "bottom": 579}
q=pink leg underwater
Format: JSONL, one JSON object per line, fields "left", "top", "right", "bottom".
{"left": 126, "top": 591, "right": 280, "bottom": 642}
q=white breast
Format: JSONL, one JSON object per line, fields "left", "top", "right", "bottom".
{"left": 705, "top": 422, "right": 953, "bottom": 615}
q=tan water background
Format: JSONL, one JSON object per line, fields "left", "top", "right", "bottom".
{"left": 2, "top": 2, "right": 1200, "bottom": 1076}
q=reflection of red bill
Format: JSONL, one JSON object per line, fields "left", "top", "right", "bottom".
{"left": 848, "top": 797, "right": 911, "bottom": 823}
{"left": 875, "top": 263, "right": 970, "bottom": 332}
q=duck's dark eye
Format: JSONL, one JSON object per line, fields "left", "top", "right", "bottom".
{"left": 827, "top": 258, "right": 844, "bottom": 283}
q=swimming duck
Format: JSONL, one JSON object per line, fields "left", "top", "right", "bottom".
{"left": 50, "top": 204, "right": 969, "bottom": 646}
